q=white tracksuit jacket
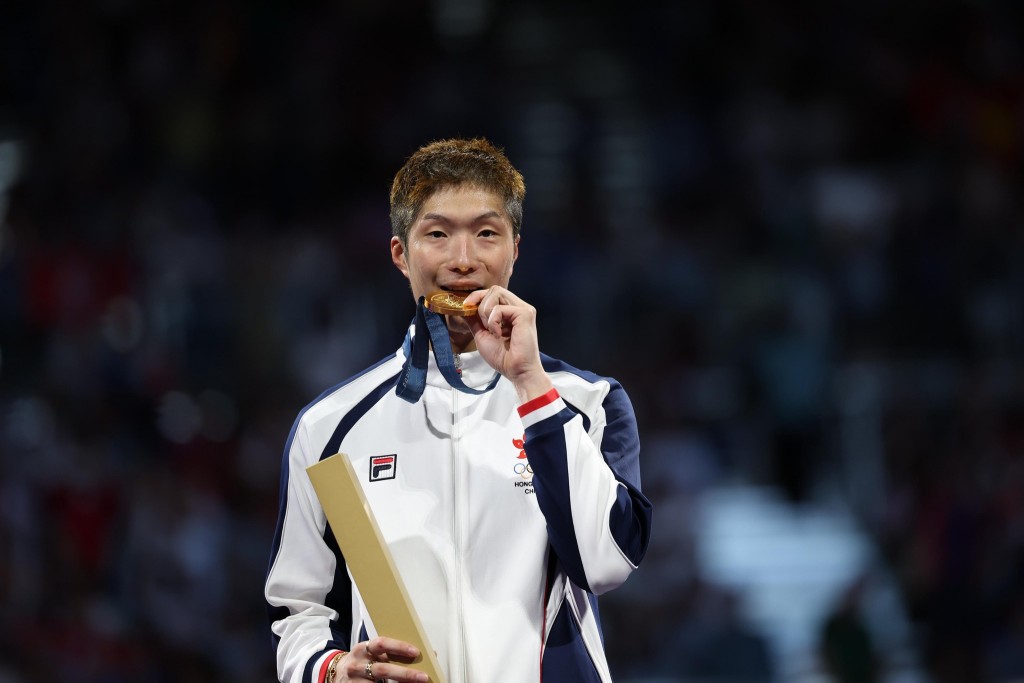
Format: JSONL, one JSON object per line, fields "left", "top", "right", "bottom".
{"left": 265, "top": 332, "right": 653, "bottom": 683}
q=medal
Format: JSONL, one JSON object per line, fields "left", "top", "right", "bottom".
{"left": 426, "top": 290, "right": 478, "bottom": 316}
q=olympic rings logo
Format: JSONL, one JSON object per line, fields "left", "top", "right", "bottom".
{"left": 514, "top": 462, "right": 534, "bottom": 479}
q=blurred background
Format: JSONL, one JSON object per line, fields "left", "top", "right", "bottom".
{"left": 1, "top": 1, "right": 1022, "bottom": 682}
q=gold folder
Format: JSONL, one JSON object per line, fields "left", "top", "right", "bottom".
{"left": 307, "top": 453, "right": 446, "bottom": 683}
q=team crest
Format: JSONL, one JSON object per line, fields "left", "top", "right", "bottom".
{"left": 511, "top": 434, "right": 534, "bottom": 493}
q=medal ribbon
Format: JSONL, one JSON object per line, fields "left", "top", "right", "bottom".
{"left": 395, "top": 296, "right": 500, "bottom": 403}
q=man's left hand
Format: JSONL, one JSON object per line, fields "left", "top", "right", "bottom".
{"left": 464, "top": 286, "right": 554, "bottom": 403}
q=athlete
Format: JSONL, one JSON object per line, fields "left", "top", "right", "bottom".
{"left": 266, "top": 138, "right": 653, "bottom": 683}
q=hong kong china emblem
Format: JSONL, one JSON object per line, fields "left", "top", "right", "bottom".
{"left": 512, "top": 434, "right": 534, "bottom": 493}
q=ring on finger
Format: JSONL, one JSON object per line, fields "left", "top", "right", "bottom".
{"left": 364, "top": 661, "right": 375, "bottom": 680}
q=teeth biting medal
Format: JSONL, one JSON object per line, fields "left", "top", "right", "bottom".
{"left": 426, "top": 290, "right": 478, "bottom": 316}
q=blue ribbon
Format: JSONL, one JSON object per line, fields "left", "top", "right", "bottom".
{"left": 395, "top": 297, "right": 500, "bottom": 403}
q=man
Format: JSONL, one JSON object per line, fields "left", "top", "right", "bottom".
{"left": 265, "top": 138, "right": 652, "bottom": 683}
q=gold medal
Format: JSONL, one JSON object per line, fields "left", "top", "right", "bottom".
{"left": 426, "top": 290, "right": 478, "bottom": 316}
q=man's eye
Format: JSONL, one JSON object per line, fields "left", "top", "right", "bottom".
{"left": 427, "top": 230, "right": 447, "bottom": 238}
{"left": 478, "top": 229, "right": 497, "bottom": 238}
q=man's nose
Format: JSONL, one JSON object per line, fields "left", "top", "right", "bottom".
{"left": 449, "top": 234, "right": 476, "bottom": 271}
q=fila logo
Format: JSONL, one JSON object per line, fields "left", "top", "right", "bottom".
{"left": 369, "top": 455, "right": 397, "bottom": 482}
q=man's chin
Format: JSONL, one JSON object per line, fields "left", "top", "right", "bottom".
{"left": 446, "top": 319, "right": 476, "bottom": 353}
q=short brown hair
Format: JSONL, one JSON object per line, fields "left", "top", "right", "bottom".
{"left": 389, "top": 137, "right": 526, "bottom": 246}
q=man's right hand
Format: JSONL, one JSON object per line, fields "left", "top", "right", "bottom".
{"left": 333, "top": 638, "right": 429, "bottom": 683}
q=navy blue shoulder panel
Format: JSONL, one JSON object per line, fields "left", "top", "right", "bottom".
{"left": 538, "top": 353, "right": 645, "bottom": 488}
{"left": 318, "top": 369, "right": 403, "bottom": 460}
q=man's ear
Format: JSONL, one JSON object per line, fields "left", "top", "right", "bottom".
{"left": 507, "top": 234, "right": 520, "bottom": 276}
{"left": 390, "top": 236, "right": 410, "bottom": 279}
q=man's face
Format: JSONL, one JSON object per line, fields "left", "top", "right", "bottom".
{"left": 391, "top": 185, "right": 519, "bottom": 328}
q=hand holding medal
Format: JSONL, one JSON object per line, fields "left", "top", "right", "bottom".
{"left": 460, "top": 286, "right": 555, "bottom": 404}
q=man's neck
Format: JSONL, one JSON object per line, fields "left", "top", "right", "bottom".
{"left": 449, "top": 332, "right": 476, "bottom": 355}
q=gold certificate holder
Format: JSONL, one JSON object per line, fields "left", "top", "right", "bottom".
{"left": 307, "top": 454, "right": 447, "bottom": 683}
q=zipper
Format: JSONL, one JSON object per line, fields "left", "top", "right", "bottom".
{"left": 451, "top": 387, "right": 469, "bottom": 681}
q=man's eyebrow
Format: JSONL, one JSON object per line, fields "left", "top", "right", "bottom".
{"left": 419, "top": 212, "right": 451, "bottom": 225}
{"left": 419, "top": 210, "right": 504, "bottom": 224}
{"left": 471, "top": 210, "right": 503, "bottom": 223}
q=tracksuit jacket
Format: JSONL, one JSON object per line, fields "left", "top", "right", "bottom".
{"left": 265, "top": 327, "right": 653, "bottom": 683}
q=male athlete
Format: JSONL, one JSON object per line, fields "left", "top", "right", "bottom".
{"left": 266, "top": 137, "right": 652, "bottom": 682}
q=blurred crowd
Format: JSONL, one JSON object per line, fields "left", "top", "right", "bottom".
{"left": 1, "top": 1, "right": 1022, "bottom": 682}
